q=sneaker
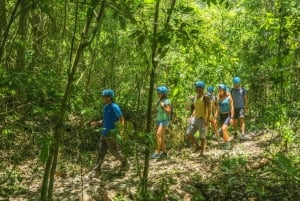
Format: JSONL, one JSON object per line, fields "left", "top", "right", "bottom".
{"left": 223, "top": 142, "right": 231, "bottom": 150}
{"left": 159, "top": 152, "right": 168, "bottom": 159}
{"left": 240, "top": 134, "right": 250, "bottom": 140}
{"left": 151, "top": 153, "right": 160, "bottom": 159}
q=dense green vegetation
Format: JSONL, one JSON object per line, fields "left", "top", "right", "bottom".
{"left": 0, "top": 0, "right": 299, "bottom": 200}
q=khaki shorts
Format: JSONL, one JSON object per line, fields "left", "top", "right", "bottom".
{"left": 186, "top": 117, "right": 206, "bottom": 138}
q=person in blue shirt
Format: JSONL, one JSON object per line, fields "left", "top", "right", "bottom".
{"left": 216, "top": 84, "right": 234, "bottom": 149}
{"left": 90, "top": 89, "right": 128, "bottom": 177}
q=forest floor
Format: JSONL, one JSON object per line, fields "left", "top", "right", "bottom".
{"left": 1, "top": 129, "right": 275, "bottom": 201}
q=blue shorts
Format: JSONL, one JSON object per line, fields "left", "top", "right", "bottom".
{"left": 156, "top": 120, "right": 169, "bottom": 127}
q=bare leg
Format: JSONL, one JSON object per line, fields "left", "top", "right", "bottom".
{"left": 222, "top": 124, "right": 229, "bottom": 142}
{"left": 233, "top": 119, "right": 238, "bottom": 133}
{"left": 156, "top": 124, "right": 167, "bottom": 153}
{"left": 187, "top": 134, "right": 201, "bottom": 149}
{"left": 200, "top": 138, "right": 206, "bottom": 156}
{"left": 239, "top": 117, "right": 245, "bottom": 134}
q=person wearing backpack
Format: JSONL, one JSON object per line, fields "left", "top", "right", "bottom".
{"left": 90, "top": 89, "right": 129, "bottom": 177}
{"left": 231, "top": 77, "right": 249, "bottom": 140}
{"left": 206, "top": 86, "right": 218, "bottom": 138}
{"left": 151, "top": 86, "right": 171, "bottom": 159}
{"left": 186, "top": 81, "right": 210, "bottom": 156}
{"left": 216, "top": 84, "right": 234, "bottom": 149}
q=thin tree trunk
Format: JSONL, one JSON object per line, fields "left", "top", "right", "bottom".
{"left": 141, "top": 0, "right": 160, "bottom": 196}
{"left": 0, "top": 0, "right": 22, "bottom": 64}
{"left": 40, "top": 1, "right": 106, "bottom": 200}
{"left": 16, "top": 0, "right": 28, "bottom": 71}
{"left": 0, "top": 0, "right": 7, "bottom": 35}
{"left": 142, "top": 0, "right": 176, "bottom": 196}
{"left": 29, "top": 8, "right": 43, "bottom": 71}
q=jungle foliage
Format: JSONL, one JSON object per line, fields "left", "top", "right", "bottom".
{"left": 0, "top": 0, "right": 299, "bottom": 200}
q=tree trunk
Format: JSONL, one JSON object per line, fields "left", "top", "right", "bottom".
{"left": 141, "top": 0, "right": 176, "bottom": 196}
{"left": 0, "top": 0, "right": 22, "bottom": 64}
{"left": 16, "top": 0, "right": 28, "bottom": 71}
{"left": 29, "top": 7, "right": 43, "bottom": 71}
{"left": 40, "top": 1, "right": 106, "bottom": 200}
{"left": 0, "top": 0, "right": 7, "bottom": 35}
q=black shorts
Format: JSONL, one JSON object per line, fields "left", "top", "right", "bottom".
{"left": 233, "top": 108, "right": 245, "bottom": 119}
{"left": 220, "top": 113, "right": 231, "bottom": 125}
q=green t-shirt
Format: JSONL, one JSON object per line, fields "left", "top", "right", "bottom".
{"left": 156, "top": 99, "right": 171, "bottom": 121}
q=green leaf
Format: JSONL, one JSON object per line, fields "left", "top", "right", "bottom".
{"left": 143, "top": 0, "right": 156, "bottom": 4}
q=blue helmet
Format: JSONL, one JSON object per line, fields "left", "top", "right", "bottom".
{"left": 233, "top": 77, "right": 241, "bottom": 84}
{"left": 207, "top": 86, "right": 214, "bottom": 93}
{"left": 195, "top": 81, "right": 205, "bottom": 88}
{"left": 102, "top": 89, "right": 115, "bottom": 97}
{"left": 157, "top": 86, "right": 169, "bottom": 94}
{"left": 218, "top": 84, "right": 226, "bottom": 90}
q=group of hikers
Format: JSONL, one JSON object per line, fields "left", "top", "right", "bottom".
{"left": 90, "top": 76, "right": 248, "bottom": 177}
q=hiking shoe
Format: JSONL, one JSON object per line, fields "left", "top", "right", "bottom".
{"left": 151, "top": 153, "right": 160, "bottom": 159}
{"left": 159, "top": 152, "right": 168, "bottom": 159}
{"left": 240, "top": 134, "right": 250, "bottom": 140}
{"left": 223, "top": 142, "right": 232, "bottom": 150}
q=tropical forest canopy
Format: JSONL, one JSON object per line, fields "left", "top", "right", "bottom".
{"left": 0, "top": 0, "right": 299, "bottom": 200}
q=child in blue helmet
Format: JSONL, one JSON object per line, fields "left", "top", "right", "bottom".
{"left": 90, "top": 89, "right": 129, "bottom": 176}
{"left": 151, "top": 86, "right": 171, "bottom": 159}
{"left": 231, "top": 77, "right": 249, "bottom": 140}
{"left": 186, "top": 81, "right": 210, "bottom": 156}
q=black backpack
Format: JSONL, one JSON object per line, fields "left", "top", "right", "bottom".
{"left": 168, "top": 104, "right": 176, "bottom": 121}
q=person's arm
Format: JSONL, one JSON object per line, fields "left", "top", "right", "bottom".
{"left": 229, "top": 96, "right": 234, "bottom": 120}
{"left": 244, "top": 94, "right": 248, "bottom": 113}
{"left": 160, "top": 100, "right": 171, "bottom": 114}
{"left": 119, "top": 116, "right": 125, "bottom": 127}
{"left": 204, "top": 96, "right": 210, "bottom": 122}
{"left": 90, "top": 118, "right": 103, "bottom": 127}
{"left": 215, "top": 100, "right": 219, "bottom": 119}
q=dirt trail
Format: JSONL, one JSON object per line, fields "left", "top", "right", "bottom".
{"left": 4, "top": 130, "right": 273, "bottom": 201}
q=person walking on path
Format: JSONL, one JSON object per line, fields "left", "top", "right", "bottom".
{"left": 231, "top": 77, "right": 249, "bottom": 140}
{"left": 186, "top": 81, "right": 210, "bottom": 156}
{"left": 216, "top": 84, "right": 234, "bottom": 149}
{"left": 90, "top": 89, "right": 128, "bottom": 176}
{"left": 206, "top": 86, "right": 218, "bottom": 137}
{"left": 151, "top": 86, "right": 171, "bottom": 159}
